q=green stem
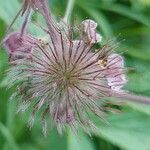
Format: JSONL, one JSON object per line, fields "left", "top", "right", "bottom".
{"left": 63, "top": 0, "right": 75, "bottom": 24}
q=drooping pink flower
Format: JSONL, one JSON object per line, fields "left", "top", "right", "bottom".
{"left": 3, "top": 0, "right": 37, "bottom": 62}
{"left": 3, "top": 32, "right": 37, "bottom": 61}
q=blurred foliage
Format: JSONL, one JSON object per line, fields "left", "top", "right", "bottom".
{"left": 0, "top": 0, "right": 150, "bottom": 150}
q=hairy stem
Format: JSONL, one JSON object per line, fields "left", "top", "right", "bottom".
{"left": 113, "top": 92, "right": 150, "bottom": 104}
{"left": 20, "top": 8, "right": 31, "bottom": 37}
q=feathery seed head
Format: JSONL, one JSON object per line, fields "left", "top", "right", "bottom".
{"left": 4, "top": 0, "right": 150, "bottom": 135}
{"left": 7, "top": 17, "right": 119, "bottom": 133}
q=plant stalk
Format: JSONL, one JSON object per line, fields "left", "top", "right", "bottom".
{"left": 113, "top": 92, "right": 150, "bottom": 104}
{"left": 63, "top": 0, "right": 75, "bottom": 24}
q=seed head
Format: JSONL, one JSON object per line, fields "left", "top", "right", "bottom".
{"left": 4, "top": 0, "right": 150, "bottom": 135}
{"left": 7, "top": 17, "right": 122, "bottom": 133}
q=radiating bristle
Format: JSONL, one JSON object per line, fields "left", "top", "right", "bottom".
{"left": 3, "top": 0, "right": 150, "bottom": 135}
{"left": 6, "top": 29, "right": 124, "bottom": 133}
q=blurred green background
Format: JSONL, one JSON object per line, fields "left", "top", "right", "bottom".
{"left": 0, "top": 0, "right": 150, "bottom": 150}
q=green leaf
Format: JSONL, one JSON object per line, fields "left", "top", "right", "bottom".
{"left": 76, "top": 1, "right": 113, "bottom": 38}
{"left": 84, "top": 2, "right": 150, "bottom": 27}
{"left": 122, "top": 44, "right": 150, "bottom": 61}
{"left": 128, "top": 103, "right": 150, "bottom": 116}
{"left": 0, "top": 0, "right": 45, "bottom": 36}
{"left": 97, "top": 111, "right": 150, "bottom": 150}
{"left": 0, "top": 0, "right": 20, "bottom": 28}
{"left": 125, "top": 58, "right": 150, "bottom": 94}
{"left": 99, "top": 4, "right": 150, "bottom": 27}
{"left": 68, "top": 130, "right": 95, "bottom": 150}
{"left": 0, "top": 122, "right": 19, "bottom": 150}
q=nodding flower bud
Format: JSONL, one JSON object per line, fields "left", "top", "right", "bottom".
{"left": 82, "top": 19, "right": 102, "bottom": 43}
{"left": 3, "top": 32, "right": 37, "bottom": 61}
{"left": 3, "top": 0, "right": 37, "bottom": 62}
